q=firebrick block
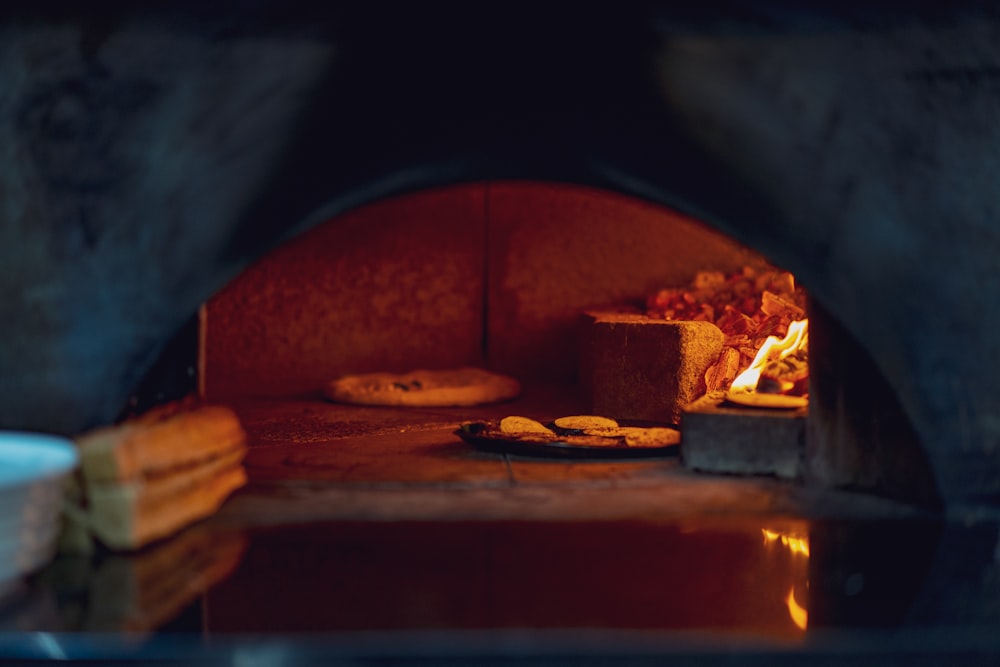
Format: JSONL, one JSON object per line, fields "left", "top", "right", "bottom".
{"left": 579, "top": 313, "right": 724, "bottom": 424}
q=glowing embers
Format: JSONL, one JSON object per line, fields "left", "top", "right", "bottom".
{"left": 727, "top": 319, "right": 809, "bottom": 409}
{"left": 646, "top": 266, "right": 809, "bottom": 406}
{"left": 762, "top": 527, "right": 811, "bottom": 632}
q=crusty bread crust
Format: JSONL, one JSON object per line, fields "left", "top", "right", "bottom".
{"left": 76, "top": 406, "right": 245, "bottom": 483}
{"left": 67, "top": 403, "right": 249, "bottom": 551}
{"left": 88, "top": 464, "right": 247, "bottom": 550}
{"left": 324, "top": 367, "right": 520, "bottom": 407}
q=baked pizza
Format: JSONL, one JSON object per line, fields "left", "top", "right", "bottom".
{"left": 324, "top": 367, "right": 521, "bottom": 407}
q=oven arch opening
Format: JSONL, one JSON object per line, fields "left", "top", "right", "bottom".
{"left": 191, "top": 180, "right": 939, "bottom": 508}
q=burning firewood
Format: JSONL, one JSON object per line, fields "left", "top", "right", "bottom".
{"left": 647, "top": 266, "right": 808, "bottom": 394}
{"left": 704, "top": 346, "right": 742, "bottom": 394}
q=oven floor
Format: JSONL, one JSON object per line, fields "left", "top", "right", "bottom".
{"left": 13, "top": 385, "right": 1000, "bottom": 664}
{"left": 215, "top": 384, "right": 919, "bottom": 526}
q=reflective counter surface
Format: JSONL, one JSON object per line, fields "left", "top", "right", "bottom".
{"left": 1, "top": 514, "right": 998, "bottom": 665}
{"left": 1, "top": 397, "right": 997, "bottom": 664}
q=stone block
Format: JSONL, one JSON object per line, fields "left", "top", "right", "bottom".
{"left": 681, "top": 392, "right": 805, "bottom": 479}
{"left": 579, "top": 312, "right": 724, "bottom": 424}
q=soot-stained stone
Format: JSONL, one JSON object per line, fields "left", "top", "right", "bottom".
{"left": 681, "top": 392, "right": 806, "bottom": 480}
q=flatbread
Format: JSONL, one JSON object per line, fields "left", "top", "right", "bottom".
{"left": 324, "top": 367, "right": 521, "bottom": 407}
{"left": 622, "top": 427, "right": 681, "bottom": 448}
{"left": 553, "top": 415, "right": 619, "bottom": 431}
{"left": 500, "top": 416, "right": 555, "bottom": 435}
{"left": 460, "top": 419, "right": 680, "bottom": 450}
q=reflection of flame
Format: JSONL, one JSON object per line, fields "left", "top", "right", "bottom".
{"left": 730, "top": 319, "right": 809, "bottom": 393}
{"left": 786, "top": 587, "right": 808, "bottom": 631}
{"left": 763, "top": 528, "right": 810, "bottom": 632}
{"left": 761, "top": 529, "right": 810, "bottom": 557}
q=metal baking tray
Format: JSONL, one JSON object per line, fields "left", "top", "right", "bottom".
{"left": 454, "top": 420, "right": 679, "bottom": 459}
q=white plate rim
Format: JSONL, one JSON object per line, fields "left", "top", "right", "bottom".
{"left": 0, "top": 431, "right": 78, "bottom": 488}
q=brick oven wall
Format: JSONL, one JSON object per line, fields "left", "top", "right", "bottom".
{"left": 201, "top": 181, "right": 768, "bottom": 399}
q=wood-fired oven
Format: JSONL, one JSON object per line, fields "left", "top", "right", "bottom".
{"left": 4, "top": 3, "right": 999, "bottom": 508}
{"left": 2, "top": 3, "right": 1000, "bottom": 661}
{"left": 194, "top": 180, "right": 935, "bottom": 506}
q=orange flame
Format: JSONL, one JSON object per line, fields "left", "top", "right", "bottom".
{"left": 786, "top": 587, "right": 808, "bottom": 631}
{"left": 761, "top": 529, "right": 810, "bottom": 557}
{"left": 731, "top": 319, "right": 809, "bottom": 393}
{"left": 762, "top": 529, "right": 810, "bottom": 632}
